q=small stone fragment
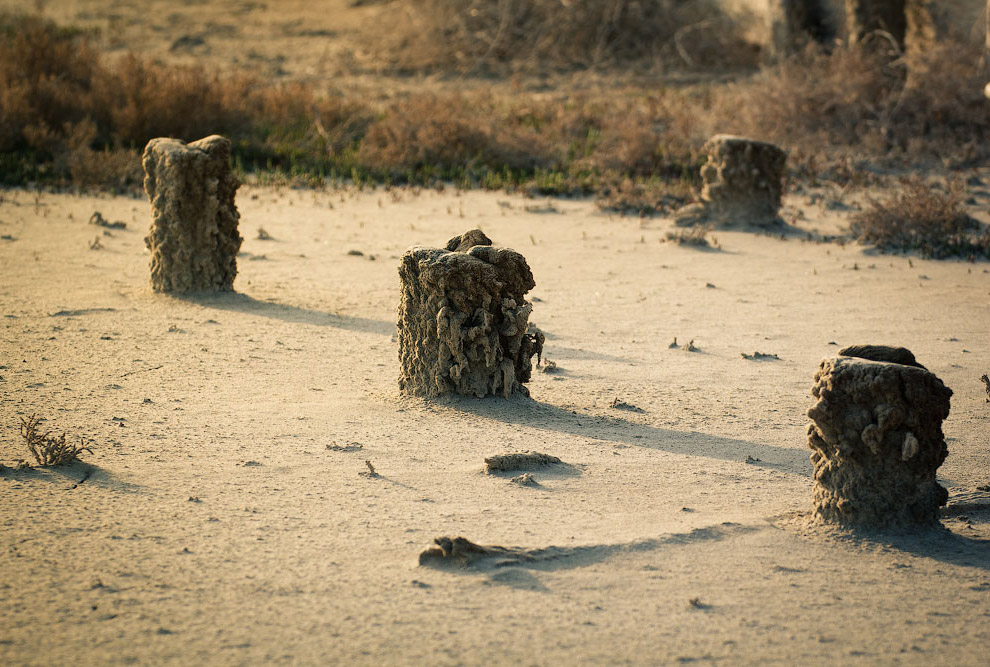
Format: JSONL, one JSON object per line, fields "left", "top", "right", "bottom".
{"left": 484, "top": 451, "right": 562, "bottom": 473}
{"left": 510, "top": 473, "right": 541, "bottom": 487}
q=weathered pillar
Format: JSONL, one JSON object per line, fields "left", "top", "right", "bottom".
{"left": 675, "top": 135, "right": 787, "bottom": 228}
{"left": 767, "top": 0, "right": 833, "bottom": 58}
{"left": 142, "top": 135, "right": 242, "bottom": 293}
{"left": 846, "top": 0, "right": 908, "bottom": 49}
{"left": 807, "top": 345, "right": 953, "bottom": 529}
{"left": 397, "top": 229, "right": 543, "bottom": 398}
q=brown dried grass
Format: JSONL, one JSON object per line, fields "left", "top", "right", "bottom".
{"left": 849, "top": 177, "right": 990, "bottom": 258}
{"left": 373, "top": 0, "right": 761, "bottom": 74}
{"left": 712, "top": 43, "right": 990, "bottom": 166}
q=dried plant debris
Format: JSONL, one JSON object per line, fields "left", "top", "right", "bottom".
{"left": 540, "top": 359, "right": 558, "bottom": 374}
{"left": 849, "top": 177, "right": 989, "bottom": 259}
{"left": 684, "top": 339, "right": 699, "bottom": 352}
{"left": 19, "top": 414, "right": 92, "bottom": 466}
{"left": 610, "top": 397, "right": 645, "bottom": 413}
{"left": 360, "top": 460, "right": 379, "bottom": 477}
{"left": 327, "top": 442, "right": 364, "bottom": 452}
{"left": 741, "top": 351, "right": 779, "bottom": 361}
{"left": 89, "top": 211, "right": 126, "bottom": 229}
{"left": 510, "top": 473, "right": 541, "bottom": 487}
{"left": 484, "top": 451, "right": 562, "bottom": 473}
{"left": 89, "top": 236, "right": 104, "bottom": 250}
{"left": 420, "top": 536, "right": 516, "bottom": 568}
{"left": 256, "top": 227, "right": 273, "bottom": 240}
{"left": 665, "top": 226, "right": 714, "bottom": 247}
{"left": 981, "top": 374, "right": 990, "bottom": 403}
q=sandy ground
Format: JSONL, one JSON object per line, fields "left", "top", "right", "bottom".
{"left": 1, "top": 183, "right": 989, "bottom": 665}
{"left": 2, "top": 1, "right": 990, "bottom": 663}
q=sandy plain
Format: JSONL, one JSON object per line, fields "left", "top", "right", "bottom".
{"left": 1, "top": 182, "right": 989, "bottom": 665}
{"left": 2, "top": 0, "right": 990, "bottom": 664}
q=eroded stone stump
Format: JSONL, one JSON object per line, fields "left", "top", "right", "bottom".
{"left": 397, "top": 229, "right": 543, "bottom": 398}
{"left": 846, "top": 0, "right": 908, "bottom": 49}
{"left": 142, "top": 135, "right": 242, "bottom": 292}
{"left": 807, "top": 346, "right": 953, "bottom": 529}
{"left": 675, "top": 135, "right": 786, "bottom": 228}
{"left": 767, "top": 0, "right": 833, "bottom": 58}
{"left": 846, "top": 0, "right": 949, "bottom": 55}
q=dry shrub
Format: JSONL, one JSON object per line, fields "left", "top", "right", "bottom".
{"left": 19, "top": 414, "right": 92, "bottom": 467}
{"left": 358, "top": 94, "right": 557, "bottom": 173}
{"left": 0, "top": 13, "right": 371, "bottom": 185}
{"left": 665, "top": 225, "right": 716, "bottom": 248}
{"left": 374, "top": 0, "right": 760, "bottom": 74}
{"left": 713, "top": 43, "right": 990, "bottom": 165}
{"left": 849, "top": 178, "right": 989, "bottom": 258}
{"left": 93, "top": 55, "right": 252, "bottom": 146}
{"left": 0, "top": 14, "right": 100, "bottom": 153}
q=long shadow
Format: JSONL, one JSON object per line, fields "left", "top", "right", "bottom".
{"left": 420, "top": 522, "right": 761, "bottom": 578}
{"left": 804, "top": 509, "right": 990, "bottom": 572}
{"left": 2, "top": 462, "right": 145, "bottom": 494}
{"left": 444, "top": 394, "right": 810, "bottom": 476}
{"left": 884, "top": 523, "right": 990, "bottom": 571}
{"left": 177, "top": 292, "right": 395, "bottom": 336}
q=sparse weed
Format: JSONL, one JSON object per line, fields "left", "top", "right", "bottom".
{"left": 849, "top": 177, "right": 990, "bottom": 258}
{"left": 371, "top": 0, "right": 760, "bottom": 74}
{"left": 665, "top": 226, "right": 716, "bottom": 248}
{"left": 19, "top": 414, "right": 92, "bottom": 466}
{"left": 2, "top": 11, "right": 989, "bottom": 222}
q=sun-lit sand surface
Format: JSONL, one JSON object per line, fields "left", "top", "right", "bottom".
{"left": 1, "top": 183, "right": 989, "bottom": 664}
{"left": 2, "top": 0, "right": 990, "bottom": 663}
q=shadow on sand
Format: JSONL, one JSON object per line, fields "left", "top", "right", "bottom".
{"left": 443, "top": 394, "right": 810, "bottom": 476}
{"left": 2, "top": 461, "right": 145, "bottom": 494}
{"left": 177, "top": 292, "right": 395, "bottom": 336}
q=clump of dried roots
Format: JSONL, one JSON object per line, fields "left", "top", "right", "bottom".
{"left": 19, "top": 414, "right": 92, "bottom": 466}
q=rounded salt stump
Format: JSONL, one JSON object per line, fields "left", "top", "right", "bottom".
{"left": 845, "top": 0, "right": 908, "bottom": 49}
{"left": 766, "top": 0, "right": 832, "bottom": 58}
{"left": 397, "top": 229, "right": 543, "bottom": 398}
{"left": 675, "top": 135, "right": 786, "bottom": 228}
{"left": 807, "top": 348, "right": 953, "bottom": 529}
{"left": 142, "top": 135, "right": 242, "bottom": 293}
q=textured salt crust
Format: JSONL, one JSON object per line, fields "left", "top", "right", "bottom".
{"left": 676, "top": 135, "right": 786, "bottom": 228}
{"left": 838, "top": 344, "right": 924, "bottom": 369}
{"left": 484, "top": 451, "right": 562, "bottom": 473}
{"left": 142, "top": 135, "right": 242, "bottom": 293}
{"left": 397, "top": 230, "right": 543, "bottom": 398}
{"left": 807, "top": 353, "right": 953, "bottom": 529}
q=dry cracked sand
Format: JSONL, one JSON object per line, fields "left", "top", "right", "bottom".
{"left": 1, "top": 183, "right": 989, "bottom": 665}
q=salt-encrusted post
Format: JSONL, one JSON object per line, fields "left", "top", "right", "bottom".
{"left": 675, "top": 135, "right": 786, "bottom": 228}
{"left": 142, "top": 135, "right": 242, "bottom": 293}
{"left": 766, "top": 0, "right": 832, "bottom": 59}
{"left": 807, "top": 345, "right": 953, "bottom": 529}
{"left": 397, "top": 229, "right": 543, "bottom": 398}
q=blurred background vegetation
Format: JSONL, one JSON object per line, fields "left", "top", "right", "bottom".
{"left": 1, "top": 1, "right": 989, "bottom": 218}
